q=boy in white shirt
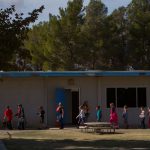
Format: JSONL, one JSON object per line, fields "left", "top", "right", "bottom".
{"left": 76, "top": 105, "right": 85, "bottom": 127}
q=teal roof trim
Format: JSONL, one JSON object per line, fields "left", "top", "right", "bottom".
{"left": 0, "top": 71, "right": 150, "bottom": 78}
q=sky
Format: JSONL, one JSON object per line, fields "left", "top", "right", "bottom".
{"left": 0, "top": 0, "right": 132, "bottom": 24}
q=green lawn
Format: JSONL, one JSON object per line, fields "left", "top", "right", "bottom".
{"left": 1, "top": 128, "right": 150, "bottom": 150}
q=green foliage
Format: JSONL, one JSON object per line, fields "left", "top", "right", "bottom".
{"left": 0, "top": 5, "right": 44, "bottom": 70}
{"left": 127, "top": 0, "right": 150, "bottom": 69}
{"left": 81, "top": 0, "right": 108, "bottom": 69}
{"left": 24, "top": 22, "right": 50, "bottom": 70}
{"left": 24, "top": 0, "right": 150, "bottom": 71}
{"left": 25, "top": 0, "right": 85, "bottom": 70}
{"left": 49, "top": 0, "right": 85, "bottom": 70}
{"left": 102, "top": 7, "right": 128, "bottom": 70}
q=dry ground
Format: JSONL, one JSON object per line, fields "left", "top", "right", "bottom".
{"left": 0, "top": 128, "right": 150, "bottom": 150}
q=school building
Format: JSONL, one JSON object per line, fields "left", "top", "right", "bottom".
{"left": 0, "top": 71, "right": 150, "bottom": 128}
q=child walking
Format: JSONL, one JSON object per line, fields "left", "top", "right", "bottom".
{"left": 4, "top": 106, "right": 13, "bottom": 130}
{"left": 56, "top": 102, "right": 64, "bottom": 129}
{"left": 139, "top": 107, "right": 145, "bottom": 129}
{"left": 147, "top": 107, "right": 150, "bottom": 128}
{"left": 37, "top": 106, "right": 45, "bottom": 129}
{"left": 83, "top": 101, "right": 89, "bottom": 122}
{"left": 122, "top": 105, "right": 128, "bottom": 129}
{"left": 96, "top": 106, "right": 102, "bottom": 122}
{"left": 15, "top": 104, "right": 25, "bottom": 130}
{"left": 76, "top": 105, "right": 85, "bottom": 127}
{"left": 110, "top": 103, "right": 118, "bottom": 128}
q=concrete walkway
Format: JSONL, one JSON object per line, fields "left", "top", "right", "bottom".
{"left": 0, "top": 140, "right": 7, "bottom": 150}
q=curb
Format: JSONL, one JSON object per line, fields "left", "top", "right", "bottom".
{"left": 0, "top": 140, "right": 7, "bottom": 150}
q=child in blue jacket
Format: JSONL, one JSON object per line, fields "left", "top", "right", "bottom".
{"left": 96, "top": 106, "right": 102, "bottom": 122}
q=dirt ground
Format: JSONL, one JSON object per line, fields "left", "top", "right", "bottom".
{"left": 0, "top": 128, "right": 150, "bottom": 150}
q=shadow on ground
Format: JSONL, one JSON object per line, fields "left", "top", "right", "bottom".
{"left": 3, "top": 138, "right": 150, "bottom": 150}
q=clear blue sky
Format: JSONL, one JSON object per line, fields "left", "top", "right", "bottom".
{"left": 0, "top": 0, "right": 132, "bottom": 24}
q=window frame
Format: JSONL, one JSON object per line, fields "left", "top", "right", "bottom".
{"left": 106, "top": 87, "right": 147, "bottom": 108}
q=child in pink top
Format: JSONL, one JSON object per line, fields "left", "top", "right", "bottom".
{"left": 110, "top": 103, "right": 118, "bottom": 128}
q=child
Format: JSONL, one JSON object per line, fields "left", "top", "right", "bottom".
{"left": 4, "top": 106, "right": 13, "bottom": 130}
{"left": 76, "top": 105, "right": 85, "bottom": 127}
{"left": 147, "top": 107, "right": 150, "bottom": 128}
{"left": 15, "top": 104, "right": 25, "bottom": 130}
{"left": 56, "top": 102, "right": 64, "bottom": 129}
{"left": 83, "top": 101, "right": 89, "bottom": 122}
{"left": 122, "top": 105, "right": 128, "bottom": 129}
{"left": 37, "top": 106, "right": 45, "bottom": 129}
{"left": 110, "top": 103, "right": 118, "bottom": 128}
{"left": 96, "top": 106, "right": 102, "bottom": 122}
{"left": 2, "top": 117, "right": 7, "bottom": 129}
{"left": 139, "top": 107, "right": 145, "bottom": 129}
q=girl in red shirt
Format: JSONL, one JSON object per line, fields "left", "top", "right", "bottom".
{"left": 4, "top": 106, "right": 13, "bottom": 129}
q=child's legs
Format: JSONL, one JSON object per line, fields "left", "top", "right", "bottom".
{"left": 124, "top": 119, "right": 128, "bottom": 128}
{"left": 7, "top": 121, "right": 12, "bottom": 129}
{"left": 141, "top": 118, "right": 145, "bottom": 129}
{"left": 21, "top": 121, "right": 25, "bottom": 129}
{"left": 149, "top": 118, "right": 150, "bottom": 128}
{"left": 78, "top": 117, "right": 82, "bottom": 126}
{"left": 17, "top": 119, "right": 21, "bottom": 129}
{"left": 81, "top": 117, "right": 85, "bottom": 125}
{"left": 59, "top": 117, "right": 64, "bottom": 129}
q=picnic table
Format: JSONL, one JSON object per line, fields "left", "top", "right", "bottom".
{"left": 79, "top": 122, "right": 115, "bottom": 133}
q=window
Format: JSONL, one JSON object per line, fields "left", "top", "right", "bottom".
{"left": 106, "top": 87, "right": 146, "bottom": 108}
{"left": 117, "top": 88, "right": 126, "bottom": 107}
{"left": 137, "top": 88, "right": 146, "bottom": 107}
{"left": 107, "top": 88, "right": 116, "bottom": 107}
{"left": 117, "top": 88, "right": 136, "bottom": 107}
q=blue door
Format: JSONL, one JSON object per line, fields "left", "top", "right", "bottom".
{"left": 55, "top": 88, "right": 65, "bottom": 106}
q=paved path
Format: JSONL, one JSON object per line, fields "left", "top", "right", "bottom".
{"left": 0, "top": 140, "right": 7, "bottom": 150}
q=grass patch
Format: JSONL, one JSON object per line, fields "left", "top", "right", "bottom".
{"left": 1, "top": 128, "right": 150, "bottom": 150}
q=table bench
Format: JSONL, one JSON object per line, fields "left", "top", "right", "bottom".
{"left": 80, "top": 122, "right": 115, "bottom": 133}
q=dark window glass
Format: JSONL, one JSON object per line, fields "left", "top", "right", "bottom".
{"left": 117, "top": 88, "right": 136, "bottom": 107}
{"left": 126, "top": 88, "right": 136, "bottom": 107}
{"left": 107, "top": 88, "right": 116, "bottom": 107}
{"left": 137, "top": 88, "right": 146, "bottom": 107}
{"left": 117, "top": 88, "right": 126, "bottom": 107}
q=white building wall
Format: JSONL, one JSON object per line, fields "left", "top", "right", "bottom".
{"left": 0, "top": 75, "right": 150, "bottom": 128}
{"left": 45, "top": 77, "right": 98, "bottom": 125}
{"left": 99, "top": 76, "right": 150, "bottom": 127}
{"left": 0, "top": 77, "right": 46, "bottom": 128}
{"left": 75, "top": 77, "right": 98, "bottom": 121}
